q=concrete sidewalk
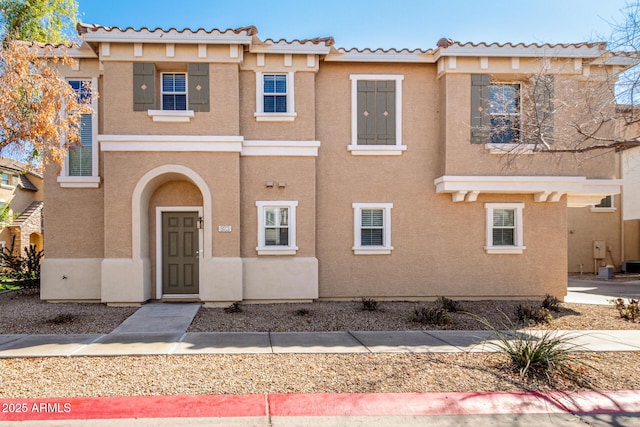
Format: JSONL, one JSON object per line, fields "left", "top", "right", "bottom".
{"left": 3, "top": 299, "right": 640, "bottom": 358}
{"left": 1, "top": 329, "right": 640, "bottom": 358}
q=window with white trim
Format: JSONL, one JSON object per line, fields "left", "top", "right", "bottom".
{"left": 349, "top": 74, "right": 405, "bottom": 155}
{"left": 490, "top": 84, "right": 521, "bottom": 144}
{"left": 352, "top": 203, "right": 393, "bottom": 255}
{"left": 57, "top": 78, "right": 100, "bottom": 188}
{"left": 254, "top": 72, "right": 297, "bottom": 122}
{"left": 484, "top": 203, "right": 525, "bottom": 254}
{"left": 161, "top": 72, "right": 187, "bottom": 111}
{"left": 256, "top": 201, "right": 298, "bottom": 255}
{"left": 591, "top": 195, "right": 616, "bottom": 212}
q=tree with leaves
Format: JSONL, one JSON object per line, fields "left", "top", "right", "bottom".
{"left": 0, "top": 0, "right": 92, "bottom": 165}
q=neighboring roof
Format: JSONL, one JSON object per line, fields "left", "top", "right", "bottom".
{"left": 9, "top": 201, "right": 43, "bottom": 228}
{"left": 250, "top": 37, "right": 334, "bottom": 54}
{"left": 0, "top": 157, "right": 43, "bottom": 188}
{"left": 435, "top": 39, "right": 609, "bottom": 59}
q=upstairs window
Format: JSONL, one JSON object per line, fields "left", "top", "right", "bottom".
{"left": 254, "top": 72, "right": 296, "bottom": 121}
{"left": 68, "top": 80, "right": 94, "bottom": 177}
{"left": 263, "top": 74, "right": 287, "bottom": 113}
{"left": 490, "top": 84, "right": 521, "bottom": 144}
{"left": 591, "top": 195, "right": 616, "bottom": 212}
{"left": 161, "top": 73, "right": 187, "bottom": 111}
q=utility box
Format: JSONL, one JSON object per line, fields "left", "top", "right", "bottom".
{"left": 597, "top": 266, "right": 614, "bottom": 279}
{"left": 593, "top": 240, "right": 606, "bottom": 259}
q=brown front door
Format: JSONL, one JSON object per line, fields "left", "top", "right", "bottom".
{"left": 162, "top": 211, "right": 199, "bottom": 295}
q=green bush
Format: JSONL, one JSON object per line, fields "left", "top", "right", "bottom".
{"left": 515, "top": 304, "right": 551, "bottom": 326}
{"left": 611, "top": 298, "right": 639, "bottom": 322}
{"left": 0, "top": 239, "right": 43, "bottom": 290}
{"left": 541, "top": 294, "right": 561, "bottom": 312}
{"left": 435, "top": 296, "right": 460, "bottom": 312}
{"left": 361, "top": 298, "right": 379, "bottom": 311}
{"left": 489, "top": 329, "right": 586, "bottom": 382}
{"left": 411, "top": 305, "right": 451, "bottom": 325}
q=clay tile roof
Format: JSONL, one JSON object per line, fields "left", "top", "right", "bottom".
{"left": 447, "top": 40, "right": 607, "bottom": 50}
{"left": 77, "top": 22, "right": 258, "bottom": 37}
{"left": 336, "top": 46, "right": 434, "bottom": 55}
{"left": 263, "top": 36, "right": 335, "bottom": 47}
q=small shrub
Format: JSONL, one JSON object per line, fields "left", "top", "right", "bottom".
{"left": 611, "top": 298, "right": 639, "bottom": 322}
{"left": 489, "top": 329, "right": 586, "bottom": 381}
{"left": 515, "top": 304, "right": 551, "bottom": 326}
{"left": 46, "top": 314, "right": 75, "bottom": 325}
{"left": 411, "top": 305, "right": 450, "bottom": 325}
{"left": 295, "top": 308, "right": 310, "bottom": 316}
{"left": 361, "top": 298, "right": 379, "bottom": 311}
{"left": 224, "top": 302, "right": 243, "bottom": 313}
{"left": 435, "top": 296, "right": 460, "bottom": 313}
{"left": 541, "top": 294, "right": 561, "bottom": 312}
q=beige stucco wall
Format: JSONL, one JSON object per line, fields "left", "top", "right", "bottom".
{"left": 567, "top": 201, "right": 622, "bottom": 273}
{"left": 440, "top": 73, "right": 619, "bottom": 179}
{"left": 315, "top": 62, "right": 567, "bottom": 299}
{"left": 624, "top": 220, "right": 640, "bottom": 261}
{"left": 101, "top": 62, "right": 240, "bottom": 136}
{"left": 239, "top": 70, "right": 316, "bottom": 140}
{"left": 240, "top": 156, "right": 316, "bottom": 258}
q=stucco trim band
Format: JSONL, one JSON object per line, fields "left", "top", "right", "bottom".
{"left": 99, "top": 135, "right": 243, "bottom": 152}
{"left": 242, "top": 140, "right": 320, "bottom": 157}
{"left": 434, "top": 175, "right": 622, "bottom": 206}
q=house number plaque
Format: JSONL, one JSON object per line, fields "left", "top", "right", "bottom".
{"left": 218, "top": 225, "right": 232, "bottom": 233}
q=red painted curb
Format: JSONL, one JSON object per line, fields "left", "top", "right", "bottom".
{"left": 1, "top": 390, "right": 639, "bottom": 421}
{"left": 0, "top": 394, "right": 266, "bottom": 421}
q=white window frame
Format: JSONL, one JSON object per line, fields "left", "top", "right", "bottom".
{"left": 256, "top": 201, "right": 298, "bottom": 255}
{"left": 352, "top": 202, "right": 393, "bottom": 255}
{"left": 160, "top": 72, "right": 188, "bottom": 111}
{"left": 484, "top": 203, "right": 525, "bottom": 254}
{"left": 58, "top": 77, "right": 100, "bottom": 188}
{"left": 591, "top": 195, "right": 616, "bottom": 212}
{"left": 348, "top": 74, "right": 406, "bottom": 156}
{"left": 488, "top": 82, "right": 522, "bottom": 144}
{"left": 254, "top": 72, "right": 297, "bottom": 122}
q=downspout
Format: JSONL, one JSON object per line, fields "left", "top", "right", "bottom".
{"left": 620, "top": 151, "right": 625, "bottom": 271}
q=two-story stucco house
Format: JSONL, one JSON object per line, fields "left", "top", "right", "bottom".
{"left": 0, "top": 158, "right": 43, "bottom": 256}
{"left": 40, "top": 24, "right": 628, "bottom": 304}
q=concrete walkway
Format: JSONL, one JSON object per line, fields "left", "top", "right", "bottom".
{"left": 2, "top": 298, "right": 640, "bottom": 358}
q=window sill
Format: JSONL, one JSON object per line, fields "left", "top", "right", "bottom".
{"left": 484, "top": 245, "right": 526, "bottom": 254}
{"left": 347, "top": 145, "right": 407, "bottom": 156}
{"left": 256, "top": 246, "right": 299, "bottom": 256}
{"left": 254, "top": 112, "right": 297, "bottom": 122}
{"left": 353, "top": 246, "right": 393, "bottom": 255}
{"left": 57, "top": 176, "right": 101, "bottom": 188}
{"left": 0, "top": 184, "right": 15, "bottom": 190}
{"left": 590, "top": 207, "right": 616, "bottom": 213}
{"left": 485, "top": 143, "right": 536, "bottom": 155}
{"left": 148, "top": 110, "right": 195, "bottom": 123}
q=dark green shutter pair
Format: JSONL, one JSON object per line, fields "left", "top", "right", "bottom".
{"left": 132, "top": 63, "right": 210, "bottom": 112}
{"left": 357, "top": 80, "right": 396, "bottom": 145}
{"left": 470, "top": 74, "right": 554, "bottom": 144}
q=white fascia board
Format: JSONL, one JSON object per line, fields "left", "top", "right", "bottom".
{"left": 242, "top": 140, "right": 320, "bottom": 157}
{"left": 82, "top": 31, "right": 252, "bottom": 45}
{"left": 249, "top": 44, "right": 330, "bottom": 55}
{"left": 434, "top": 175, "right": 622, "bottom": 206}
{"left": 99, "top": 134, "right": 243, "bottom": 152}
{"left": 325, "top": 52, "right": 435, "bottom": 63}
{"left": 438, "top": 45, "right": 604, "bottom": 59}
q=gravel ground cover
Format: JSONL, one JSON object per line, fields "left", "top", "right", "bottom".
{"left": 1, "top": 352, "right": 639, "bottom": 398}
{"left": 2, "top": 288, "right": 639, "bottom": 398}
{"left": 1, "top": 289, "right": 639, "bottom": 334}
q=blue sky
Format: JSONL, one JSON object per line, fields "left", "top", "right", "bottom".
{"left": 77, "top": 0, "right": 630, "bottom": 50}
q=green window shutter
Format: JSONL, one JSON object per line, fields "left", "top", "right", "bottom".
{"left": 534, "top": 75, "right": 554, "bottom": 145}
{"left": 357, "top": 80, "right": 396, "bottom": 145}
{"left": 470, "top": 74, "right": 491, "bottom": 143}
{"left": 133, "top": 63, "right": 156, "bottom": 111}
{"left": 188, "top": 63, "right": 210, "bottom": 112}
